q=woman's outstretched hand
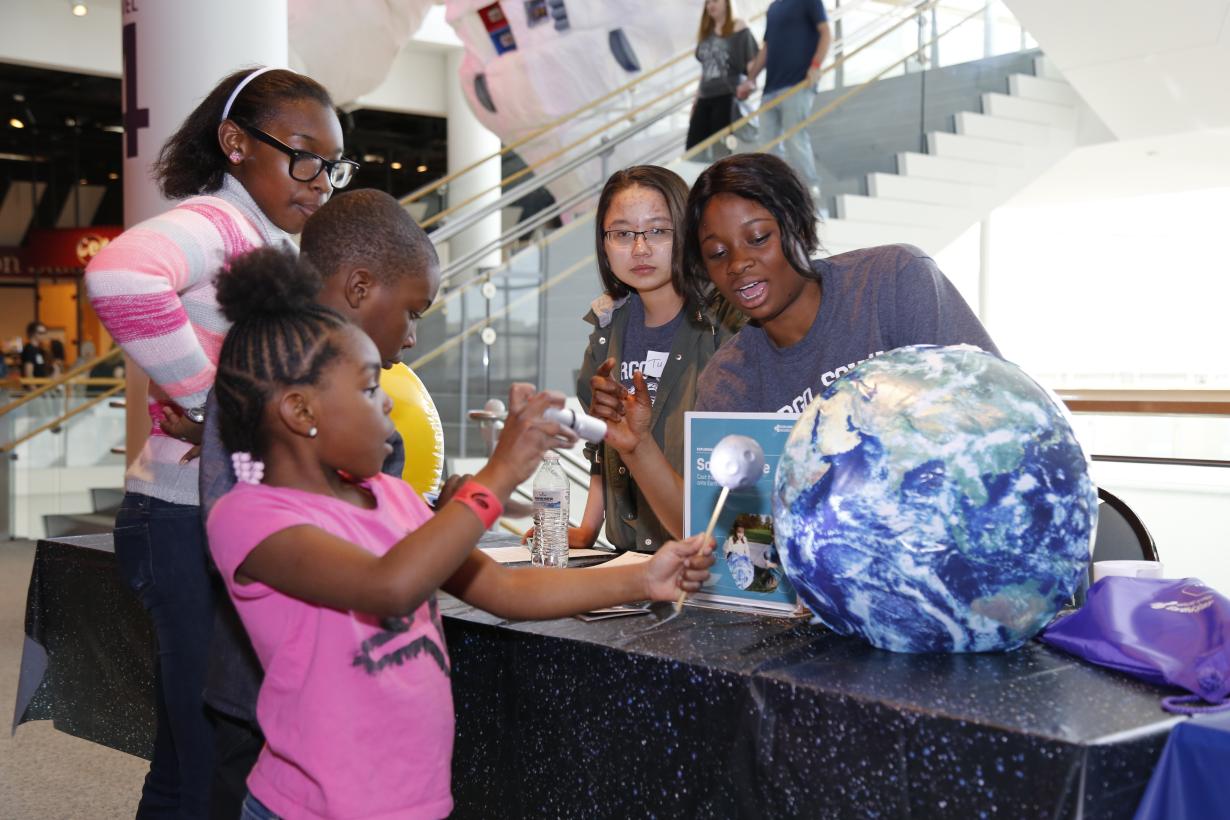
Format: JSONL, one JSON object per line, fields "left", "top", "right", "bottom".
{"left": 588, "top": 359, "right": 651, "bottom": 455}
{"left": 642, "top": 534, "right": 714, "bottom": 601}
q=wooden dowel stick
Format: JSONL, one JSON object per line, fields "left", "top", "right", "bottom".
{"left": 673, "top": 485, "right": 730, "bottom": 613}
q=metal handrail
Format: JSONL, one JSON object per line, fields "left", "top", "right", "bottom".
{"left": 430, "top": 0, "right": 936, "bottom": 265}
{"left": 413, "top": 1, "right": 983, "bottom": 372}
{"left": 414, "top": 0, "right": 948, "bottom": 333}
{"left": 419, "top": 0, "right": 907, "bottom": 233}
{"left": 1091, "top": 455, "right": 1230, "bottom": 469}
{"left": 0, "top": 347, "right": 122, "bottom": 418}
{"left": 764, "top": 3, "right": 986, "bottom": 156}
{"left": 430, "top": 94, "right": 684, "bottom": 246}
{"left": 398, "top": 0, "right": 806, "bottom": 210}
{"left": 0, "top": 383, "right": 124, "bottom": 454}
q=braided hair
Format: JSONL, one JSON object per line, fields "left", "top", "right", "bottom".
{"left": 214, "top": 246, "right": 348, "bottom": 457}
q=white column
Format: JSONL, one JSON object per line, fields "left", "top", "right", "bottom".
{"left": 445, "top": 49, "right": 502, "bottom": 273}
{"left": 120, "top": 0, "right": 287, "bottom": 463}
{"left": 122, "top": 0, "right": 288, "bottom": 225}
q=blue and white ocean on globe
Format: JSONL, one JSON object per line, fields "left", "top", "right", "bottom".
{"left": 773, "top": 344, "right": 1097, "bottom": 653}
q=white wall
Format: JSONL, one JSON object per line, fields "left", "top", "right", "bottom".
{"left": 0, "top": 0, "right": 121, "bottom": 77}
{"left": 354, "top": 45, "right": 450, "bottom": 117}
{"left": 1006, "top": 0, "right": 1230, "bottom": 139}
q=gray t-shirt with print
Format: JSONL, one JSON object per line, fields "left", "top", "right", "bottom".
{"left": 619, "top": 293, "right": 684, "bottom": 406}
{"left": 696, "top": 28, "right": 760, "bottom": 98}
{"left": 695, "top": 244, "right": 999, "bottom": 414}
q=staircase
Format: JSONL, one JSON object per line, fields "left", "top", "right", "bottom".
{"left": 822, "top": 55, "right": 1102, "bottom": 255}
{"left": 43, "top": 486, "right": 123, "bottom": 538}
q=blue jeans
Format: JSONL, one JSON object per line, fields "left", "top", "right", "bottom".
{"left": 240, "top": 793, "right": 280, "bottom": 820}
{"left": 114, "top": 492, "right": 216, "bottom": 819}
{"left": 760, "top": 86, "right": 820, "bottom": 193}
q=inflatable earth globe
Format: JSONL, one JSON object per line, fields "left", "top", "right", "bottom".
{"left": 773, "top": 345, "right": 1096, "bottom": 653}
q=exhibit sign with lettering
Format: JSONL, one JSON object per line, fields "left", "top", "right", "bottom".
{"left": 684, "top": 412, "right": 799, "bottom": 613}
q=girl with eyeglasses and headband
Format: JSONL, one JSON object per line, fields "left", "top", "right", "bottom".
{"left": 567, "top": 166, "right": 742, "bottom": 553}
{"left": 85, "top": 66, "right": 355, "bottom": 819}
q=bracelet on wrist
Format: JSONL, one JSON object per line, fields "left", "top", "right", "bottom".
{"left": 449, "top": 479, "right": 504, "bottom": 529}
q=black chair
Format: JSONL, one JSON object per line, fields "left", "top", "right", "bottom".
{"left": 1093, "top": 487, "right": 1159, "bottom": 562}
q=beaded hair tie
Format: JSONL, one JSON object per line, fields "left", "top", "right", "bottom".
{"left": 231, "top": 451, "right": 265, "bottom": 485}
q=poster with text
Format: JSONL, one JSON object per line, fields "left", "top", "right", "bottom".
{"left": 685, "top": 411, "right": 799, "bottom": 613}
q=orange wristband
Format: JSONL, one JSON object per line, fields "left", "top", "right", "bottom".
{"left": 449, "top": 479, "right": 503, "bottom": 529}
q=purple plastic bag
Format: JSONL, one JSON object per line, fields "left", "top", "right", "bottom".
{"left": 1040, "top": 577, "right": 1230, "bottom": 714}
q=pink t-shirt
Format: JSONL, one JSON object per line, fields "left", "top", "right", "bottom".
{"left": 207, "top": 474, "right": 454, "bottom": 820}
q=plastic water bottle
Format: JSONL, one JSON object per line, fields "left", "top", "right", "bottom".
{"left": 532, "top": 451, "right": 569, "bottom": 567}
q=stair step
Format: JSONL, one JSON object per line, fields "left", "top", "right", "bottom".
{"left": 1008, "top": 73, "right": 1079, "bottom": 107}
{"left": 927, "top": 132, "right": 1026, "bottom": 166}
{"left": 982, "top": 92, "right": 1075, "bottom": 128}
{"left": 897, "top": 152, "right": 1023, "bottom": 186}
{"left": 820, "top": 218, "right": 936, "bottom": 253}
{"left": 1033, "top": 54, "right": 1063, "bottom": 82}
{"left": 867, "top": 172, "right": 981, "bottom": 208}
{"left": 954, "top": 111, "right": 1055, "bottom": 146}
{"left": 42, "top": 512, "right": 117, "bottom": 539}
{"left": 91, "top": 487, "right": 125, "bottom": 515}
{"left": 836, "top": 194, "right": 974, "bottom": 229}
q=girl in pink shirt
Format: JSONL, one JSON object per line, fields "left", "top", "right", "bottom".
{"left": 85, "top": 66, "right": 357, "bottom": 818}
{"left": 205, "top": 256, "right": 714, "bottom": 819}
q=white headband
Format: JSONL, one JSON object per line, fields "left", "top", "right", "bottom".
{"left": 220, "top": 67, "right": 279, "bottom": 122}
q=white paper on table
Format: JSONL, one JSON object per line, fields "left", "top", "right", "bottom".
{"left": 590, "top": 550, "right": 652, "bottom": 569}
{"left": 479, "top": 546, "right": 617, "bottom": 565}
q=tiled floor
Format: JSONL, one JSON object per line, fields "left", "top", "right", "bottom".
{"left": 1, "top": 539, "right": 146, "bottom": 818}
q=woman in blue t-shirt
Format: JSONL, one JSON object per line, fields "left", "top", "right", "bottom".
{"left": 683, "top": 152, "right": 999, "bottom": 413}
{"left": 592, "top": 153, "right": 999, "bottom": 536}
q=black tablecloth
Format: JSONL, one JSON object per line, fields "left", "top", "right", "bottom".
{"left": 14, "top": 534, "right": 156, "bottom": 758}
{"left": 16, "top": 534, "right": 1179, "bottom": 818}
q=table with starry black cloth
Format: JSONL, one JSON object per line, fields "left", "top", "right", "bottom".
{"left": 15, "top": 534, "right": 1181, "bottom": 818}
{"left": 443, "top": 597, "right": 1182, "bottom": 819}
{"left": 13, "top": 533, "right": 156, "bottom": 759}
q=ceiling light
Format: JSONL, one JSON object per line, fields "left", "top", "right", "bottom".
{"left": 71, "top": 2, "right": 88, "bottom": 16}
{"left": 8, "top": 118, "right": 23, "bottom": 129}
{"left": 416, "top": 163, "right": 428, "bottom": 173}
{"left": 362, "top": 153, "right": 384, "bottom": 164}
{"left": 390, "top": 161, "right": 403, "bottom": 170}
{"left": 65, "top": 117, "right": 77, "bottom": 127}
{"left": 79, "top": 178, "right": 89, "bottom": 185}
{"left": 107, "top": 171, "right": 119, "bottom": 181}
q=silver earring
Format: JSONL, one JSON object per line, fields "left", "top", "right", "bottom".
{"left": 308, "top": 426, "right": 318, "bottom": 438}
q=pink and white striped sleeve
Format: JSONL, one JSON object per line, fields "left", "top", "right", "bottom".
{"left": 85, "top": 198, "right": 259, "bottom": 409}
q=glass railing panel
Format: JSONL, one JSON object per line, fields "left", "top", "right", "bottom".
{"left": 1089, "top": 459, "right": 1230, "bottom": 596}
{"left": 838, "top": 2, "right": 920, "bottom": 84}
{"left": 1, "top": 391, "right": 125, "bottom": 540}
{"left": 1069, "top": 412, "right": 1230, "bottom": 465}
{"left": 1067, "top": 407, "right": 1230, "bottom": 602}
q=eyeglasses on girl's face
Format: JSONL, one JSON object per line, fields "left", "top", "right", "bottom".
{"left": 240, "top": 123, "right": 359, "bottom": 189}
{"left": 603, "top": 228, "right": 675, "bottom": 248}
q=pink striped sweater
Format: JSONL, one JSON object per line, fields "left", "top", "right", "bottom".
{"left": 86, "top": 175, "right": 293, "bottom": 505}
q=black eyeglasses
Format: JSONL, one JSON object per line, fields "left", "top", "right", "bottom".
{"left": 239, "top": 123, "right": 359, "bottom": 189}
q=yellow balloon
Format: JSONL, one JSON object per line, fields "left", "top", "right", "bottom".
{"left": 380, "top": 363, "right": 445, "bottom": 498}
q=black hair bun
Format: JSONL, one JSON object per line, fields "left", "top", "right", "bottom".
{"left": 215, "top": 246, "right": 323, "bottom": 324}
